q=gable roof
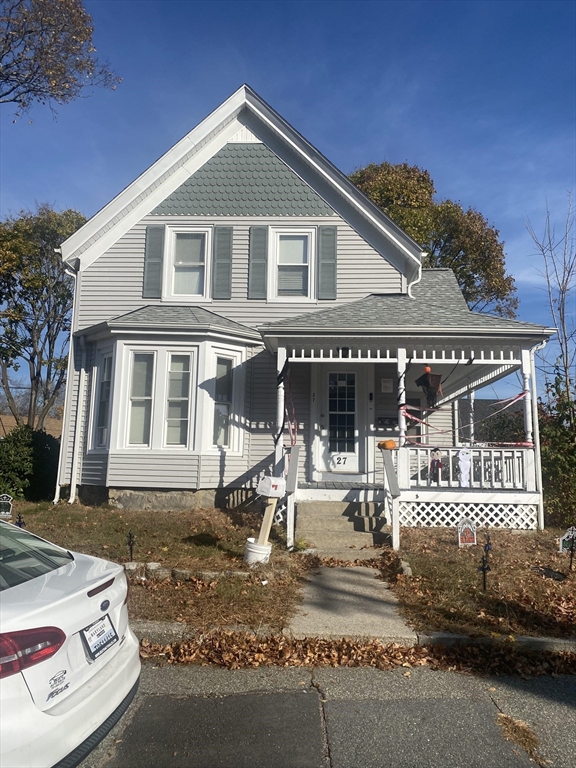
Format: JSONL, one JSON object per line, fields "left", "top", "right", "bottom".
{"left": 61, "top": 85, "right": 424, "bottom": 285}
{"left": 260, "top": 270, "right": 556, "bottom": 338}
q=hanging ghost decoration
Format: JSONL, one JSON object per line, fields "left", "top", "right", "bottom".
{"left": 458, "top": 448, "right": 472, "bottom": 487}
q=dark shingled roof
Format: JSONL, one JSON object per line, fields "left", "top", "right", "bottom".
{"left": 260, "top": 271, "right": 553, "bottom": 334}
{"left": 151, "top": 143, "right": 335, "bottom": 217}
{"left": 108, "top": 306, "right": 261, "bottom": 339}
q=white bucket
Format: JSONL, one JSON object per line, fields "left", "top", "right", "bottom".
{"left": 243, "top": 537, "right": 272, "bottom": 566}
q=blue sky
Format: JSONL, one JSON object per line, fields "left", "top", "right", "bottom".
{"left": 1, "top": 0, "right": 574, "bottom": 342}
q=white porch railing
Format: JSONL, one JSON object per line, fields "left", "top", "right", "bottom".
{"left": 395, "top": 446, "right": 536, "bottom": 492}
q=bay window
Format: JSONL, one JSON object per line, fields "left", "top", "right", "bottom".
{"left": 95, "top": 355, "right": 112, "bottom": 447}
{"left": 128, "top": 353, "right": 155, "bottom": 445}
{"left": 166, "top": 354, "right": 191, "bottom": 445}
{"left": 213, "top": 357, "right": 233, "bottom": 447}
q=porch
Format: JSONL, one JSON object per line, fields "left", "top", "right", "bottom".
{"left": 258, "top": 274, "right": 554, "bottom": 547}
{"left": 291, "top": 445, "right": 539, "bottom": 537}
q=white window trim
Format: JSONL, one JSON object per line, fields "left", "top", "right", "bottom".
{"left": 203, "top": 343, "right": 246, "bottom": 455}
{"left": 162, "top": 351, "right": 195, "bottom": 449}
{"left": 127, "top": 349, "right": 157, "bottom": 448}
{"left": 114, "top": 343, "right": 198, "bottom": 451}
{"left": 162, "top": 225, "right": 213, "bottom": 302}
{"left": 267, "top": 226, "right": 316, "bottom": 302}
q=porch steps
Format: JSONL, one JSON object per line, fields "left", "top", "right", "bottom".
{"left": 295, "top": 501, "right": 390, "bottom": 550}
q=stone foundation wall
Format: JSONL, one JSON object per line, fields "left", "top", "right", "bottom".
{"left": 77, "top": 486, "right": 255, "bottom": 511}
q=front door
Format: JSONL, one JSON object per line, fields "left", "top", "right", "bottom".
{"left": 315, "top": 366, "right": 369, "bottom": 477}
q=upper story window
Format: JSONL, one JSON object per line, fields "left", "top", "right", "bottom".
{"left": 268, "top": 227, "right": 315, "bottom": 301}
{"left": 163, "top": 227, "right": 212, "bottom": 300}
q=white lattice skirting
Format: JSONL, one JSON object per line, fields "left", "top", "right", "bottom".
{"left": 398, "top": 501, "right": 538, "bottom": 529}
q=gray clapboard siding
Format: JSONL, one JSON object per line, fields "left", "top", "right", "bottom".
{"left": 107, "top": 453, "right": 200, "bottom": 488}
{"left": 246, "top": 349, "right": 277, "bottom": 477}
{"left": 198, "top": 455, "right": 250, "bottom": 487}
{"left": 425, "top": 403, "right": 455, "bottom": 447}
{"left": 58, "top": 337, "right": 85, "bottom": 485}
{"left": 81, "top": 454, "right": 108, "bottom": 485}
{"left": 77, "top": 217, "right": 403, "bottom": 331}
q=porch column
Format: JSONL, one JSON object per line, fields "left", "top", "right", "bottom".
{"left": 469, "top": 390, "right": 475, "bottom": 444}
{"left": 274, "top": 346, "right": 287, "bottom": 474}
{"left": 521, "top": 348, "right": 534, "bottom": 444}
{"left": 397, "top": 347, "right": 407, "bottom": 446}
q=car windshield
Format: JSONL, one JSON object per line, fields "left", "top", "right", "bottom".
{"left": 0, "top": 522, "right": 74, "bottom": 591}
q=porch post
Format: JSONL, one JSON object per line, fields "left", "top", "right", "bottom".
{"left": 521, "top": 349, "right": 534, "bottom": 445}
{"left": 469, "top": 390, "right": 475, "bottom": 444}
{"left": 397, "top": 347, "right": 407, "bottom": 446}
{"left": 275, "top": 346, "right": 287, "bottom": 474}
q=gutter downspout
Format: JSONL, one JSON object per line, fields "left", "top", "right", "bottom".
{"left": 407, "top": 254, "right": 424, "bottom": 298}
{"left": 53, "top": 255, "right": 78, "bottom": 504}
{"left": 68, "top": 335, "right": 87, "bottom": 504}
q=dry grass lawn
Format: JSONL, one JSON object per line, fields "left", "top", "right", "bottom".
{"left": 7, "top": 502, "right": 575, "bottom": 638}
{"left": 8, "top": 500, "right": 307, "bottom": 631}
{"left": 385, "top": 527, "right": 576, "bottom": 638}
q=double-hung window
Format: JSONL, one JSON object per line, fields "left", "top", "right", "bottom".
{"left": 213, "top": 357, "right": 233, "bottom": 447}
{"left": 174, "top": 233, "right": 205, "bottom": 295}
{"left": 128, "top": 352, "right": 155, "bottom": 446}
{"left": 95, "top": 355, "right": 112, "bottom": 447}
{"left": 269, "top": 227, "right": 315, "bottom": 300}
{"left": 166, "top": 354, "right": 191, "bottom": 446}
{"left": 164, "top": 227, "right": 212, "bottom": 299}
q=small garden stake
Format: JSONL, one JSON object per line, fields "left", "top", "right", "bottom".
{"left": 478, "top": 532, "right": 492, "bottom": 591}
{"left": 126, "top": 530, "right": 136, "bottom": 561}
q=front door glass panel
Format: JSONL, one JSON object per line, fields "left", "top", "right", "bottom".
{"left": 328, "top": 371, "right": 356, "bottom": 454}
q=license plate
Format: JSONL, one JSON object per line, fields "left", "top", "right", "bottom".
{"left": 81, "top": 615, "right": 119, "bottom": 660}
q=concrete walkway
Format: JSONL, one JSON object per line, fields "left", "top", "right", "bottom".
{"left": 285, "top": 566, "right": 417, "bottom": 645}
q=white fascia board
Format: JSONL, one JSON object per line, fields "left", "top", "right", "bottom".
{"left": 243, "top": 88, "right": 424, "bottom": 283}
{"left": 61, "top": 86, "right": 250, "bottom": 265}
{"left": 262, "top": 326, "right": 556, "bottom": 339}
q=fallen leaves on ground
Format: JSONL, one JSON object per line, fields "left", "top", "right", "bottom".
{"left": 375, "top": 528, "right": 576, "bottom": 638}
{"left": 140, "top": 631, "right": 576, "bottom": 676}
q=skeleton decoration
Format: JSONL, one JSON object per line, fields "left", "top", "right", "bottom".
{"left": 458, "top": 448, "right": 472, "bottom": 487}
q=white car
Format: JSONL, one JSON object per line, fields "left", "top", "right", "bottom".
{"left": 0, "top": 520, "right": 141, "bottom": 768}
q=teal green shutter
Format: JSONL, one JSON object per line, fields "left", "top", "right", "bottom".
{"left": 317, "top": 226, "right": 337, "bottom": 300}
{"left": 143, "top": 226, "right": 165, "bottom": 298}
{"left": 212, "top": 227, "right": 232, "bottom": 299}
{"left": 248, "top": 226, "right": 268, "bottom": 299}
